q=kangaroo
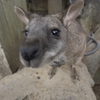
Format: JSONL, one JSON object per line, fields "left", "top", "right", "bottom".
{"left": 14, "top": 0, "right": 86, "bottom": 79}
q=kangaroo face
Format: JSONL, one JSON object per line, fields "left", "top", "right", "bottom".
{"left": 20, "top": 15, "right": 67, "bottom": 67}
{"left": 14, "top": 0, "right": 84, "bottom": 68}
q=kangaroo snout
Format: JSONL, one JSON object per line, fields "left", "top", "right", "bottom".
{"left": 20, "top": 46, "right": 40, "bottom": 61}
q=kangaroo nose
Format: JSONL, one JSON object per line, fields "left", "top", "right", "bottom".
{"left": 20, "top": 46, "right": 39, "bottom": 61}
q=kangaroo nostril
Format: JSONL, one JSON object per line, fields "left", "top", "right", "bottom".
{"left": 21, "top": 51, "right": 30, "bottom": 61}
{"left": 20, "top": 46, "right": 39, "bottom": 61}
{"left": 29, "top": 49, "right": 39, "bottom": 59}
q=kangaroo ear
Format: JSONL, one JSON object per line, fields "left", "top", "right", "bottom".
{"left": 63, "top": 0, "right": 84, "bottom": 26}
{"left": 14, "top": 6, "right": 30, "bottom": 25}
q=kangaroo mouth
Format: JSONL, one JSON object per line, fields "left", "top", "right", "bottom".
{"left": 20, "top": 53, "right": 41, "bottom": 68}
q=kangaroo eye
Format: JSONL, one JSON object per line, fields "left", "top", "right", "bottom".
{"left": 23, "top": 30, "right": 29, "bottom": 36}
{"left": 51, "top": 29, "right": 60, "bottom": 37}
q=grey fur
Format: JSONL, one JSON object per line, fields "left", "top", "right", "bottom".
{"left": 14, "top": 0, "right": 86, "bottom": 79}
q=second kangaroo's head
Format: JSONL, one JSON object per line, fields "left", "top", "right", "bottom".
{"left": 14, "top": 0, "right": 84, "bottom": 68}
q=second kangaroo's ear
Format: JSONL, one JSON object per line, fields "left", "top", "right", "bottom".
{"left": 63, "top": 0, "right": 84, "bottom": 26}
{"left": 14, "top": 6, "right": 30, "bottom": 25}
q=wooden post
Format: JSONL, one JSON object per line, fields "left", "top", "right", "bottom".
{"left": 0, "top": 0, "right": 27, "bottom": 73}
{"left": 48, "top": 0, "right": 63, "bottom": 14}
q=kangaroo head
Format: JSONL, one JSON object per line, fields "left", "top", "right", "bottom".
{"left": 14, "top": 0, "right": 84, "bottom": 67}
